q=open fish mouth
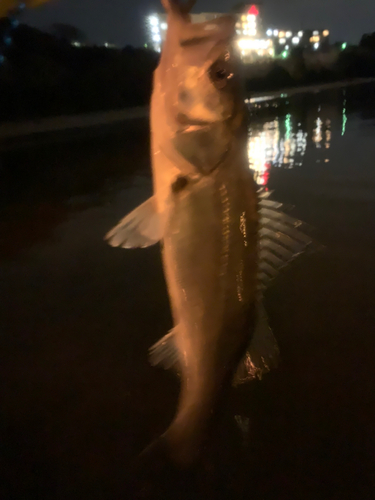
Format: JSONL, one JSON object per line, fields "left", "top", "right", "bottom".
{"left": 177, "top": 113, "right": 214, "bottom": 131}
{"left": 184, "top": 123, "right": 211, "bottom": 132}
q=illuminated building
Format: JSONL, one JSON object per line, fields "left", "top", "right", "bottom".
{"left": 146, "top": 4, "right": 330, "bottom": 60}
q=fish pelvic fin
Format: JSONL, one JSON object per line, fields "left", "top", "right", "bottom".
{"left": 105, "top": 196, "right": 163, "bottom": 249}
{"left": 149, "top": 328, "right": 180, "bottom": 370}
{"left": 233, "top": 302, "right": 280, "bottom": 385}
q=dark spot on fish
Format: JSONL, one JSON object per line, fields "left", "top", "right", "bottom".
{"left": 179, "top": 90, "right": 190, "bottom": 103}
{"left": 172, "top": 176, "right": 189, "bottom": 193}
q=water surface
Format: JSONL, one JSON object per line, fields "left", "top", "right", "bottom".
{"left": 1, "top": 84, "right": 375, "bottom": 499}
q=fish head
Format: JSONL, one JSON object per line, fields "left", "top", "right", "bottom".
{"left": 155, "top": 0, "right": 244, "bottom": 174}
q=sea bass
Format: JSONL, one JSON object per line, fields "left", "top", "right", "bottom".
{"left": 106, "top": 0, "right": 312, "bottom": 467}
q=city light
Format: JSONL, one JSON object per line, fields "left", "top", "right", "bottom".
{"left": 238, "top": 38, "right": 271, "bottom": 50}
{"left": 248, "top": 5, "right": 259, "bottom": 16}
{"left": 342, "top": 42, "right": 347, "bottom": 50}
{"left": 145, "top": 10, "right": 328, "bottom": 62}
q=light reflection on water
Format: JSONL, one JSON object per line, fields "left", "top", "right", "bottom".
{"left": 246, "top": 96, "right": 342, "bottom": 186}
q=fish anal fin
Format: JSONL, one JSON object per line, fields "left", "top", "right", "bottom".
{"left": 233, "top": 303, "right": 279, "bottom": 385}
{"left": 105, "top": 196, "right": 163, "bottom": 249}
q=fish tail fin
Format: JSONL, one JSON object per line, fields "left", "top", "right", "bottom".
{"left": 233, "top": 302, "right": 279, "bottom": 385}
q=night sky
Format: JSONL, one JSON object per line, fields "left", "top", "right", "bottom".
{"left": 22, "top": 0, "right": 374, "bottom": 48}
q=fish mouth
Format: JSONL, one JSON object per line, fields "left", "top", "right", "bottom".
{"left": 177, "top": 113, "right": 214, "bottom": 132}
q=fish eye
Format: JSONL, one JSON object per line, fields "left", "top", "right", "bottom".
{"left": 209, "top": 59, "right": 234, "bottom": 89}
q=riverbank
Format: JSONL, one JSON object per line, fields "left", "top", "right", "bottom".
{"left": 0, "top": 77, "right": 374, "bottom": 150}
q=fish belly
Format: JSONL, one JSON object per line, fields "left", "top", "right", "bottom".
{"left": 162, "top": 166, "right": 259, "bottom": 391}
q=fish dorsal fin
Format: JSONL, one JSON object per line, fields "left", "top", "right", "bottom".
{"left": 105, "top": 196, "right": 163, "bottom": 249}
{"left": 257, "top": 193, "right": 316, "bottom": 290}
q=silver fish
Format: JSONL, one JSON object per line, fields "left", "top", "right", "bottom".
{"left": 106, "top": 0, "right": 312, "bottom": 467}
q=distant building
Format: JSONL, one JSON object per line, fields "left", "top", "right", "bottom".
{"left": 146, "top": 3, "right": 330, "bottom": 62}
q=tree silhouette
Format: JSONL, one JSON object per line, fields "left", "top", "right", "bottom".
{"left": 50, "top": 24, "right": 87, "bottom": 44}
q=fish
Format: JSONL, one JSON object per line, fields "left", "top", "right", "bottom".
{"left": 105, "top": 0, "right": 313, "bottom": 468}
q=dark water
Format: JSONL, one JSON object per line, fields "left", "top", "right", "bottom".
{"left": 1, "top": 84, "right": 375, "bottom": 499}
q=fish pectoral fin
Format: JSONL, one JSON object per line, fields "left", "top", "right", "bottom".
{"left": 105, "top": 196, "right": 163, "bottom": 249}
{"left": 233, "top": 303, "right": 280, "bottom": 385}
{"left": 149, "top": 328, "right": 180, "bottom": 370}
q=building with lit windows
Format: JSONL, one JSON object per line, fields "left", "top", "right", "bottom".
{"left": 146, "top": 4, "right": 330, "bottom": 62}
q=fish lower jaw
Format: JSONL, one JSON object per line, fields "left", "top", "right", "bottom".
{"left": 184, "top": 124, "right": 210, "bottom": 133}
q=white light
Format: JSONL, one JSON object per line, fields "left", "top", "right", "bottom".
{"left": 151, "top": 26, "right": 159, "bottom": 34}
{"left": 279, "top": 38, "right": 286, "bottom": 45}
{"left": 292, "top": 37, "right": 299, "bottom": 44}
{"left": 238, "top": 38, "right": 270, "bottom": 50}
{"left": 267, "top": 29, "right": 273, "bottom": 36}
{"left": 273, "top": 30, "right": 279, "bottom": 36}
{"left": 249, "top": 29, "right": 256, "bottom": 36}
{"left": 313, "top": 31, "right": 319, "bottom": 36}
{"left": 243, "top": 30, "right": 248, "bottom": 35}
{"left": 153, "top": 34, "right": 161, "bottom": 42}
{"left": 314, "top": 42, "right": 319, "bottom": 49}
{"left": 149, "top": 16, "right": 158, "bottom": 26}
{"left": 286, "top": 31, "right": 292, "bottom": 38}
{"left": 247, "top": 14, "right": 256, "bottom": 21}
{"left": 161, "top": 22, "right": 167, "bottom": 30}
{"left": 298, "top": 31, "right": 303, "bottom": 37}
{"left": 236, "top": 30, "right": 241, "bottom": 35}
{"left": 285, "top": 45, "right": 289, "bottom": 50}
